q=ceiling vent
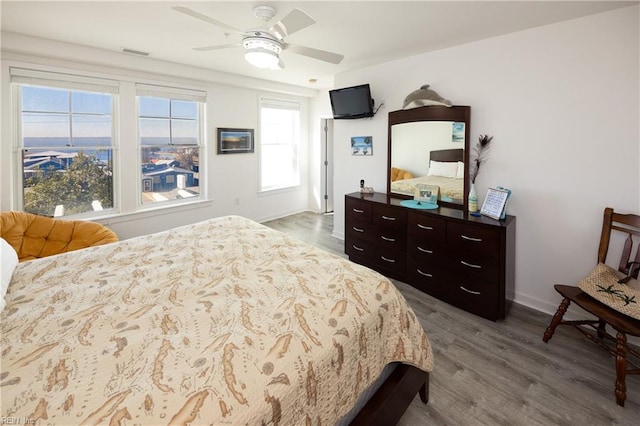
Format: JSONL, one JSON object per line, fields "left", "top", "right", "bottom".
{"left": 121, "top": 48, "right": 150, "bottom": 57}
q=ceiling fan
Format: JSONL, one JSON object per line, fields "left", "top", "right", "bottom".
{"left": 172, "top": 5, "right": 344, "bottom": 70}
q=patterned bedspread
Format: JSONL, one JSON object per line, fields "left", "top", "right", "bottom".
{"left": 0, "top": 215, "right": 433, "bottom": 425}
{"left": 391, "top": 175, "right": 464, "bottom": 201}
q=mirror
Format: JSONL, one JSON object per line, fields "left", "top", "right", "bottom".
{"left": 387, "top": 105, "right": 471, "bottom": 210}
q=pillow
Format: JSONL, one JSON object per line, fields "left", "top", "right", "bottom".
{"left": 427, "top": 160, "right": 458, "bottom": 178}
{"left": 577, "top": 262, "right": 640, "bottom": 320}
{"left": 455, "top": 161, "right": 465, "bottom": 179}
{"left": 1, "top": 237, "right": 19, "bottom": 312}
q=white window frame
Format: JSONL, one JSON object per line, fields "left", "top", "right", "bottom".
{"left": 8, "top": 65, "right": 208, "bottom": 219}
{"left": 259, "top": 96, "right": 301, "bottom": 193}
{"left": 135, "top": 83, "right": 206, "bottom": 209}
{"left": 10, "top": 67, "right": 119, "bottom": 218}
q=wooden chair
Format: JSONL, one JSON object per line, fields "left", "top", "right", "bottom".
{"left": 543, "top": 207, "right": 640, "bottom": 407}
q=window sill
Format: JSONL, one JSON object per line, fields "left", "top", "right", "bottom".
{"left": 95, "top": 199, "right": 214, "bottom": 227}
{"left": 258, "top": 184, "right": 302, "bottom": 196}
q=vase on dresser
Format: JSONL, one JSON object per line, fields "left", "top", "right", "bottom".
{"left": 468, "top": 182, "right": 478, "bottom": 213}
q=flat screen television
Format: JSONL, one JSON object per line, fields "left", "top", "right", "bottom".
{"left": 329, "top": 84, "right": 374, "bottom": 119}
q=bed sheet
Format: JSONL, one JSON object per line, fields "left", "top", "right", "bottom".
{"left": 1, "top": 215, "right": 432, "bottom": 425}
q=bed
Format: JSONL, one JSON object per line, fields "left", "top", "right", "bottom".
{"left": 0, "top": 215, "right": 433, "bottom": 425}
{"left": 390, "top": 148, "right": 464, "bottom": 202}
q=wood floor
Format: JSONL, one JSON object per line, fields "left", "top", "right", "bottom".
{"left": 263, "top": 211, "right": 640, "bottom": 426}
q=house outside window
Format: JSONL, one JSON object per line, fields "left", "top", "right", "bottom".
{"left": 12, "top": 68, "right": 117, "bottom": 217}
{"left": 259, "top": 98, "right": 300, "bottom": 192}
{"left": 137, "top": 84, "right": 205, "bottom": 205}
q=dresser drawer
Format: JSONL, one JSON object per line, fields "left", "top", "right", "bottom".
{"left": 377, "top": 229, "right": 406, "bottom": 253}
{"left": 447, "top": 221, "right": 500, "bottom": 253}
{"left": 346, "top": 219, "right": 378, "bottom": 244}
{"left": 407, "top": 259, "right": 448, "bottom": 295}
{"left": 375, "top": 249, "right": 406, "bottom": 276}
{"left": 346, "top": 198, "right": 373, "bottom": 223}
{"left": 408, "top": 212, "right": 446, "bottom": 243}
{"left": 345, "top": 236, "right": 377, "bottom": 261}
{"left": 447, "top": 250, "right": 500, "bottom": 281}
{"left": 407, "top": 234, "right": 444, "bottom": 263}
{"left": 373, "top": 205, "right": 406, "bottom": 231}
{"left": 446, "top": 277, "right": 500, "bottom": 320}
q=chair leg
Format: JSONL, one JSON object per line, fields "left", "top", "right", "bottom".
{"left": 615, "top": 332, "right": 628, "bottom": 407}
{"left": 543, "top": 297, "right": 571, "bottom": 343}
{"left": 597, "top": 319, "right": 607, "bottom": 339}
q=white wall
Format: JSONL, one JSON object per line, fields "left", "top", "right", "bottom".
{"left": 332, "top": 6, "right": 640, "bottom": 316}
{"left": 1, "top": 33, "right": 317, "bottom": 239}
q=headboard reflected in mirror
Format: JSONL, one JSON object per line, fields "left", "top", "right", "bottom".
{"left": 387, "top": 105, "right": 471, "bottom": 210}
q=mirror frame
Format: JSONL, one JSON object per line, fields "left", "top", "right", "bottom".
{"left": 387, "top": 105, "right": 471, "bottom": 211}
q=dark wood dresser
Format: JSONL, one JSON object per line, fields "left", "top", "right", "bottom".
{"left": 345, "top": 192, "right": 516, "bottom": 321}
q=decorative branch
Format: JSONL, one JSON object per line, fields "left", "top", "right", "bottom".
{"left": 469, "top": 134, "right": 493, "bottom": 184}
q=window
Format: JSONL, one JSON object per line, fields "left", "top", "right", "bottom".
{"left": 10, "top": 68, "right": 207, "bottom": 218}
{"left": 137, "top": 85, "right": 205, "bottom": 205}
{"left": 259, "top": 98, "right": 300, "bottom": 192}
{"left": 12, "top": 68, "right": 117, "bottom": 217}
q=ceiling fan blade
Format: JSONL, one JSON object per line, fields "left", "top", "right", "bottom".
{"left": 271, "top": 9, "right": 315, "bottom": 39}
{"left": 193, "top": 43, "right": 241, "bottom": 52}
{"left": 284, "top": 43, "right": 344, "bottom": 64}
{"left": 172, "top": 6, "right": 243, "bottom": 34}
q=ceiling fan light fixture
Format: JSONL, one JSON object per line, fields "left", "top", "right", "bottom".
{"left": 245, "top": 48, "right": 280, "bottom": 69}
{"left": 175, "top": 5, "right": 341, "bottom": 69}
{"left": 243, "top": 35, "right": 282, "bottom": 54}
{"left": 243, "top": 33, "right": 283, "bottom": 69}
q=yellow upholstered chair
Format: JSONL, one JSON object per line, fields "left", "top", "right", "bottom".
{"left": 0, "top": 211, "right": 118, "bottom": 262}
{"left": 391, "top": 167, "right": 414, "bottom": 182}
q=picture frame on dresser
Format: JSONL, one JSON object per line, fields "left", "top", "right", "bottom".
{"left": 414, "top": 184, "right": 439, "bottom": 204}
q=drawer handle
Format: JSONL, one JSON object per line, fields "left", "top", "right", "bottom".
{"left": 381, "top": 236, "right": 396, "bottom": 242}
{"left": 352, "top": 227, "right": 364, "bottom": 233}
{"left": 460, "top": 260, "right": 482, "bottom": 269}
{"left": 352, "top": 245, "right": 364, "bottom": 252}
{"left": 460, "top": 286, "right": 481, "bottom": 295}
{"left": 417, "top": 246, "right": 433, "bottom": 254}
{"left": 353, "top": 208, "right": 364, "bottom": 213}
{"left": 417, "top": 224, "right": 433, "bottom": 230}
{"left": 381, "top": 256, "right": 396, "bottom": 263}
{"left": 461, "top": 234, "right": 482, "bottom": 242}
{"left": 417, "top": 269, "right": 433, "bottom": 278}
{"left": 381, "top": 215, "right": 397, "bottom": 221}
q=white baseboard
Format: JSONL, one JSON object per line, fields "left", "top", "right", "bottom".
{"left": 257, "top": 209, "right": 308, "bottom": 224}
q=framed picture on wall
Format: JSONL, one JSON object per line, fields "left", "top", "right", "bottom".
{"left": 452, "top": 122, "right": 465, "bottom": 143}
{"left": 217, "top": 128, "right": 254, "bottom": 154}
{"left": 351, "top": 136, "right": 373, "bottom": 155}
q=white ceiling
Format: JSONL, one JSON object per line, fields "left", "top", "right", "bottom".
{"left": 1, "top": 1, "right": 636, "bottom": 89}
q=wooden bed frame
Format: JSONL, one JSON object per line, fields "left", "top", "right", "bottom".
{"left": 350, "top": 365, "right": 429, "bottom": 425}
{"left": 431, "top": 148, "right": 464, "bottom": 163}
